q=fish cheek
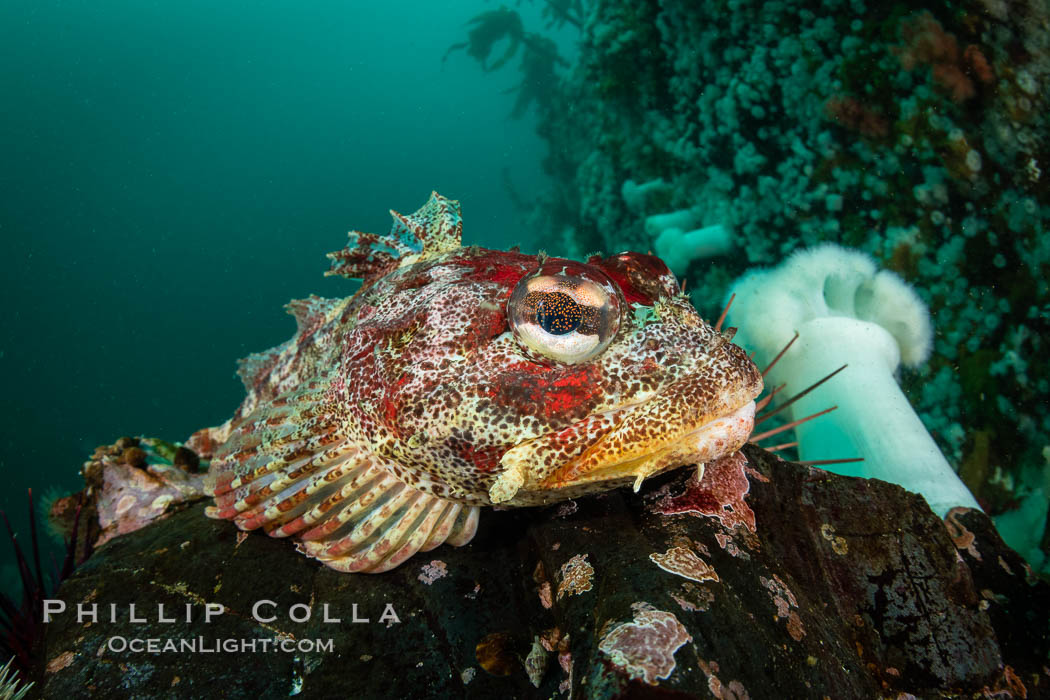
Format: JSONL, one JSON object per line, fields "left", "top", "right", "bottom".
{"left": 484, "top": 365, "right": 604, "bottom": 428}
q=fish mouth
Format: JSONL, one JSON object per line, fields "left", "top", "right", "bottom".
{"left": 538, "top": 400, "right": 756, "bottom": 491}
{"left": 490, "top": 358, "right": 762, "bottom": 504}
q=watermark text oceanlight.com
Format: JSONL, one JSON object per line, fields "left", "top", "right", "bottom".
{"left": 41, "top": 599, "right": 401, "bottom": 655}
{"left": 105, "top": 636, "right": 334, "bottom": 654}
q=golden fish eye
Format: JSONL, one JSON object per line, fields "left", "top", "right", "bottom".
{"left": 508, "top": 272, "right": 620, "bottom": 363}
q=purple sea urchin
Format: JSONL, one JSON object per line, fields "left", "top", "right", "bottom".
{"left": 1, "top": 490, "right": 89, "bottom": 684}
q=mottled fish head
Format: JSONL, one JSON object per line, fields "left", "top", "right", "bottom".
{"left": 343, "top": 239, "right": 763, "bottom": 507}
{"left": 197, "top": 193, "right": 766, "bottom": 573}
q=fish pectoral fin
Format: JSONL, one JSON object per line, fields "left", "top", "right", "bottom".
{"left": 205, "top": 377, "right": 478, "bottom": 573}
{"left": 292, "top": 464, "right": 480, "bottom": 574}
{"left": 210, "top": 446, "right": 479, "bottom": 574}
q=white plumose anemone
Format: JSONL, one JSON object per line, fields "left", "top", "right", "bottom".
{"left": 728, "top": 243, "right": 980, "bottom": 517}
{"left": 654, "top": 224, "right": 732, "bottom": 276}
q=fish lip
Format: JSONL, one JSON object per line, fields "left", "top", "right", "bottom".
{"left": 536, "top": 398, "right": 758, "bottom": 490}
{"left": 491, "top": 346, "right": 763, "bottom": 504}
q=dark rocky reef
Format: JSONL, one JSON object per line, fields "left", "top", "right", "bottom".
{"left": 35, "top": 444, "right": 1049, "bottom": 698}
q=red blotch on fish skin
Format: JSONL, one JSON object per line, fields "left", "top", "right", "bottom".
{"left": 459, "top": 250, "right": 668, "bottom": 314}
{"left": 453, "top": 441, "right": 507, "bottom": 473}
{"left": 382, "top": 397, "right": 399, "bottom": 431}
{"left": 479, "top": 264, "right": 530, "bottom": 287}
{"left": 377, "top": 375, "right": 410, "bottom": 436}
{"left": 489, "top": 363, "right": 603, "bottom": 422}
{"left": 544, "top": 369, "right": 602, "bottom": 417}
{"left": 589, "top": 252, "right": 677, "bottom": 306}
{"left": 457, "top": 250, "right": 534, "bottom": 286}
{"left": 593, "top": 263, "right": 652, "bottom": 306}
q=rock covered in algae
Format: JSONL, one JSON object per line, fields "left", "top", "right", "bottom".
{"left": 48, "top": 436, "right": 206, "bottom": 557}
{"left": 36, "top": 444, "right": 1049, "bottom": 698}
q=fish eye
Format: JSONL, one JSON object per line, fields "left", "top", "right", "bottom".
{"left": 508, "top": 271, "right": 620, "bottom": 363}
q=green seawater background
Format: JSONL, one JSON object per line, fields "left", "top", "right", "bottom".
{"left": 0, "top": 2, "right": 565, "bottom": 536}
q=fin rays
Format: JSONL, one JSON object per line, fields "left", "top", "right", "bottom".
{"left": 208, "top": 447, "right": 480, "bottom": 573}
{"left": 205, "top": 376, "right": 479, "bottom": 573}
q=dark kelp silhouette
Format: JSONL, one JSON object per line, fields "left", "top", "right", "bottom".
{"left": 443, "top": 6, "right": 569, "bottom": 119}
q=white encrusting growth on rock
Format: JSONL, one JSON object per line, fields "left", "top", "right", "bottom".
{"left": 728, "top": 244, "right": 980, "bottom": 517}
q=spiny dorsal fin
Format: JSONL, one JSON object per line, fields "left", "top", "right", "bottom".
{"left": 234, "top": 296, "right": 343, "bottom": 392}
{"left": 326, "top": 192, "right": 463, "bottom": 283}
{"left": 236, "top": 345, "right": 285, "bottom": 393}
{"left": 285, "top": 295, "right": 343, "bottom": 336}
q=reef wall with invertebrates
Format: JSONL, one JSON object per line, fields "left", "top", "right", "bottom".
{"left": 471, "top": 0, "right": 1050, "bottom": 569}
{"left": 35, "top": 442, "right": 1048, "bottom": 698}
